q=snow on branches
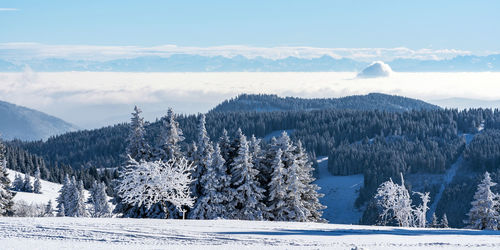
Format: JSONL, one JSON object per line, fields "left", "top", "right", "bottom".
{"left": 117, "top": 158, "right": 195, "bottom": 218}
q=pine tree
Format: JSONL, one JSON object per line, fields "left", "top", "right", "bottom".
{"left": 218, "top": 129, "right": 232, "bottom": 163}
{"left": 56, "top": 175, "right": 72, "bottom": 216}
{"left": 229, "top": 130, "right": 266, "bottom": 220}
{"left": 294, "top": 140, "right": 326, "bottom": 222}
{"left": 0, "top": 141, "right": 15, "bottom": 216}
{"left": 154, "top": 108, "right": 185, "bottom": 161}
{"left": 191, "top": 114, "right": 214, "bottom": 198}
{"left": 267, "top": 149, "right": 288, "bottom": 221}
{"left": 465, "top": 172, "right": 499, "bottom": 230}
{"left": 89, "top": 181, "right": 111, "bottom": 217}
{"left": 284, "top": 148, "right": 308, "bottom": 222}
{"left": 441, "top": 213, "right": 449, "bottom": 228}
{"left": 22, "top": 173, "right": 33, "bottom": 193}
{"left": 126, "top": 106, "right": 151, "bottom": 161}
{"left": 44, "top": 200, "right": 54, "bottom": 217}
{"left": 189, "top": 144, "right": 233, "bottom": 219}
{"left": 73, "top": 180, "right": 88, "bottom": 217}
{"left": 57, "top": 203, "right": 65, "bottom": 217}
{"left": 33, "top": 167, "right": 42, "bottom": 194}
{"left": 431, "top": 213, "right": 438, "bottom": 228}
{"left": 12, "top": 173, "right": 23, "bottom": 191}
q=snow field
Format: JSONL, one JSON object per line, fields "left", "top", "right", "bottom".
{"left": 1, "top": 217, "right": 500, "bottom": 249}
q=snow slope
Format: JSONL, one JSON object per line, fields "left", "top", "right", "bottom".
{"left": 0, "top": 217, "right": 499, "bottom": 250}
{"left": 5, "top": 168, "right": 90, "bottom": 206}
{"left": 315, "top": 157, "right": 364, "bottom": 224}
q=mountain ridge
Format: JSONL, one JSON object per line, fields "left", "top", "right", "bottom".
{"left": 0, "top": 100, "right": 78, "bottom": 141}
{"left": 210, "top": 93, "right": 440, "bottom": 113}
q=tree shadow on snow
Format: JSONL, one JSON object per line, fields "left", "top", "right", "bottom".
{"left": 219, "top": 228, "right": 500, "bottom": 237}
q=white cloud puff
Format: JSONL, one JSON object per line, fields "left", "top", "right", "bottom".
{"left": 357, "top": 61, "right": 393, "bottom": 78}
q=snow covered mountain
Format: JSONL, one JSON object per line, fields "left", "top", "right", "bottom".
{"left": 0, "top": 100, "right": 77, "bottom": 141}
{"left": 1, "top": 54, "right": 499, "bottom": 72}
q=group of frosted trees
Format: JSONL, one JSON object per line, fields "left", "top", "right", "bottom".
{"left": 56, "top": 176, "right": 110, "bottom": 217}
{"left": 12, "top": 167, "right": 42, "bottom": 194}
{"left": 375, "top": 171, "right": 500, "bottom": 230}
{"left": 374, "top": 173, "right": 431, "bottom": 227}
{"left": 115, "top": 106, "right": 325, "bottom": 222}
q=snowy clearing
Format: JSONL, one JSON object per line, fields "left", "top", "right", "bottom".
{"left": 315, "top": 156, "right": 364, "bottom": 224}
{"left": 0, "top": 217, "right": 499, "bottom": 250}
{"left": 6, "top": 168, "right": 91, "bottom": 206}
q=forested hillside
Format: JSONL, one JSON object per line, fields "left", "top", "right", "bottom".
{"left": 211, "top": 93, "right": 440, "bottom": 113}
{"left": 5, "top": 94, "right": 500, "bottom": 227}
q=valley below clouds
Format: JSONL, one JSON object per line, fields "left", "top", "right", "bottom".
{"left": 1, "top": 71, "right": 500, "bottom": 128}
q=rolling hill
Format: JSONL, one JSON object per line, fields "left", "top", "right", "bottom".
{"left": 0, "top": 100, "right": 78, "bottom": 141}
{"left": 211, "top": 93, "right": 440, "bottom": 113}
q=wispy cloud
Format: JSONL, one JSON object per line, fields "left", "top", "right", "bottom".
{"left": 0, "top": 8, "right": 18, "bottom": 11}
{"left": 0, "top": 43, "right": 474, "bottom": 62}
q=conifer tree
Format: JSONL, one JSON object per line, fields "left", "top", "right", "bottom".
{"left": 441, "top": 213, "right": 449, "bottom": 228}
{"left": 431, "top": 213, "right": 438, "bottom": 228}
{"left": 465, "top": 172, "right": 499, "bottom": 230}
{"left": 218, "top": 129, "right": 232, "bottom": 163}
{"left": 33, "top": 167, "right": 42, "bottom": 194}
{"left": 0, "top": 141, "right": 15, "bottom": 216}
{"left": 267, "top": 149, "right": 288, "bottom": 220}
{"left": 73, "top": 180, "right": 88, "bottom": 217}
{"left": 12, "top": 173, "right": 23, "bottom": 191}
{"left": 56, "top": 175, "right": 72, "bottom": 216}
{"left": 126, "top": 106, "right": 151, "bottom": 161}
{"left": 22, "top": 173, "right": 33, "bottom": 193}
{"left": 44, "top": 200, "right": 54, "bottom": 217}
{"left": 155, "top": 108, "right": 185, "bottom": 161}
{"left": 229, "top": 130, "right": 266, "bottom": 220}
{"left": 57, "top": 203, "right": 65, "bottom": 217}
{"left": 294, "top": 140, "right": 326, "bottom": 222}
{"left": 89, "top": 181, "right": 111, "bottom": 217}
{"left": 190, "top": 144, "right": 232, "bottom": 219}
{"left": 191, "top": 114, "right": 214, "bottom": 198}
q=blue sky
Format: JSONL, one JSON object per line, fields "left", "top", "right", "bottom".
{"left": 1, "top": 0, "right": 499, "bottom": 52}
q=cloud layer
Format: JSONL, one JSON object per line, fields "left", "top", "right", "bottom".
{"left": 1, "top": 71, "right": 500, "bottom": 128}
{"left": 0, "top": 43, "right": 473, "bottom": 62}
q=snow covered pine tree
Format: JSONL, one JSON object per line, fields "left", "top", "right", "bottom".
{"left": 89, "top": 181, "right": 111, "bottom": 217}
{"left": 0, "top": 140, "right": 15, "bottom": 216}
{"left": 465, "top": 171, "right": 500, "bottom": 230}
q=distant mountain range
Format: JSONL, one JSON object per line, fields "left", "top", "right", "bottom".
{"left": 0, "top": 100, "right": 77, "bottom": 141}
{"left": 211, "top": 93, "right": 440, "bottom": 113}
{"left": 1, "top": 54, "right": 499, "bottom": 72}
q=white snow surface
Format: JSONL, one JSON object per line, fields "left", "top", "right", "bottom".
{"left": 1, "top": 217, "right": 500, "bottom": 249}
{"left": 5, "top": 168, "right": 90, "bottom": 206}
{"left": 315, "top": 156, "right": 364, "bottom": 224}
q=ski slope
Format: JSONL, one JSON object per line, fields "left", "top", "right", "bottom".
{"left": 0, "top": 217, "right": 499, "bottom": 250}
{"left": 315, "top": 157, "right": 364, "bottom": 224}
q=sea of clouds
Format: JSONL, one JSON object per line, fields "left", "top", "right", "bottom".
{"left": 1, "top": 71, "right": 500, "bottom": 128}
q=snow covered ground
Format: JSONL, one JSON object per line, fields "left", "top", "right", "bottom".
{"left": 315, "top": 157, "right": 364, "bottom": 224}
{"left": 1, "top": 217, "right": 499, "bottom": 249}
{"left": 5, "top": 168, "right": 90, "bottom": 207}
